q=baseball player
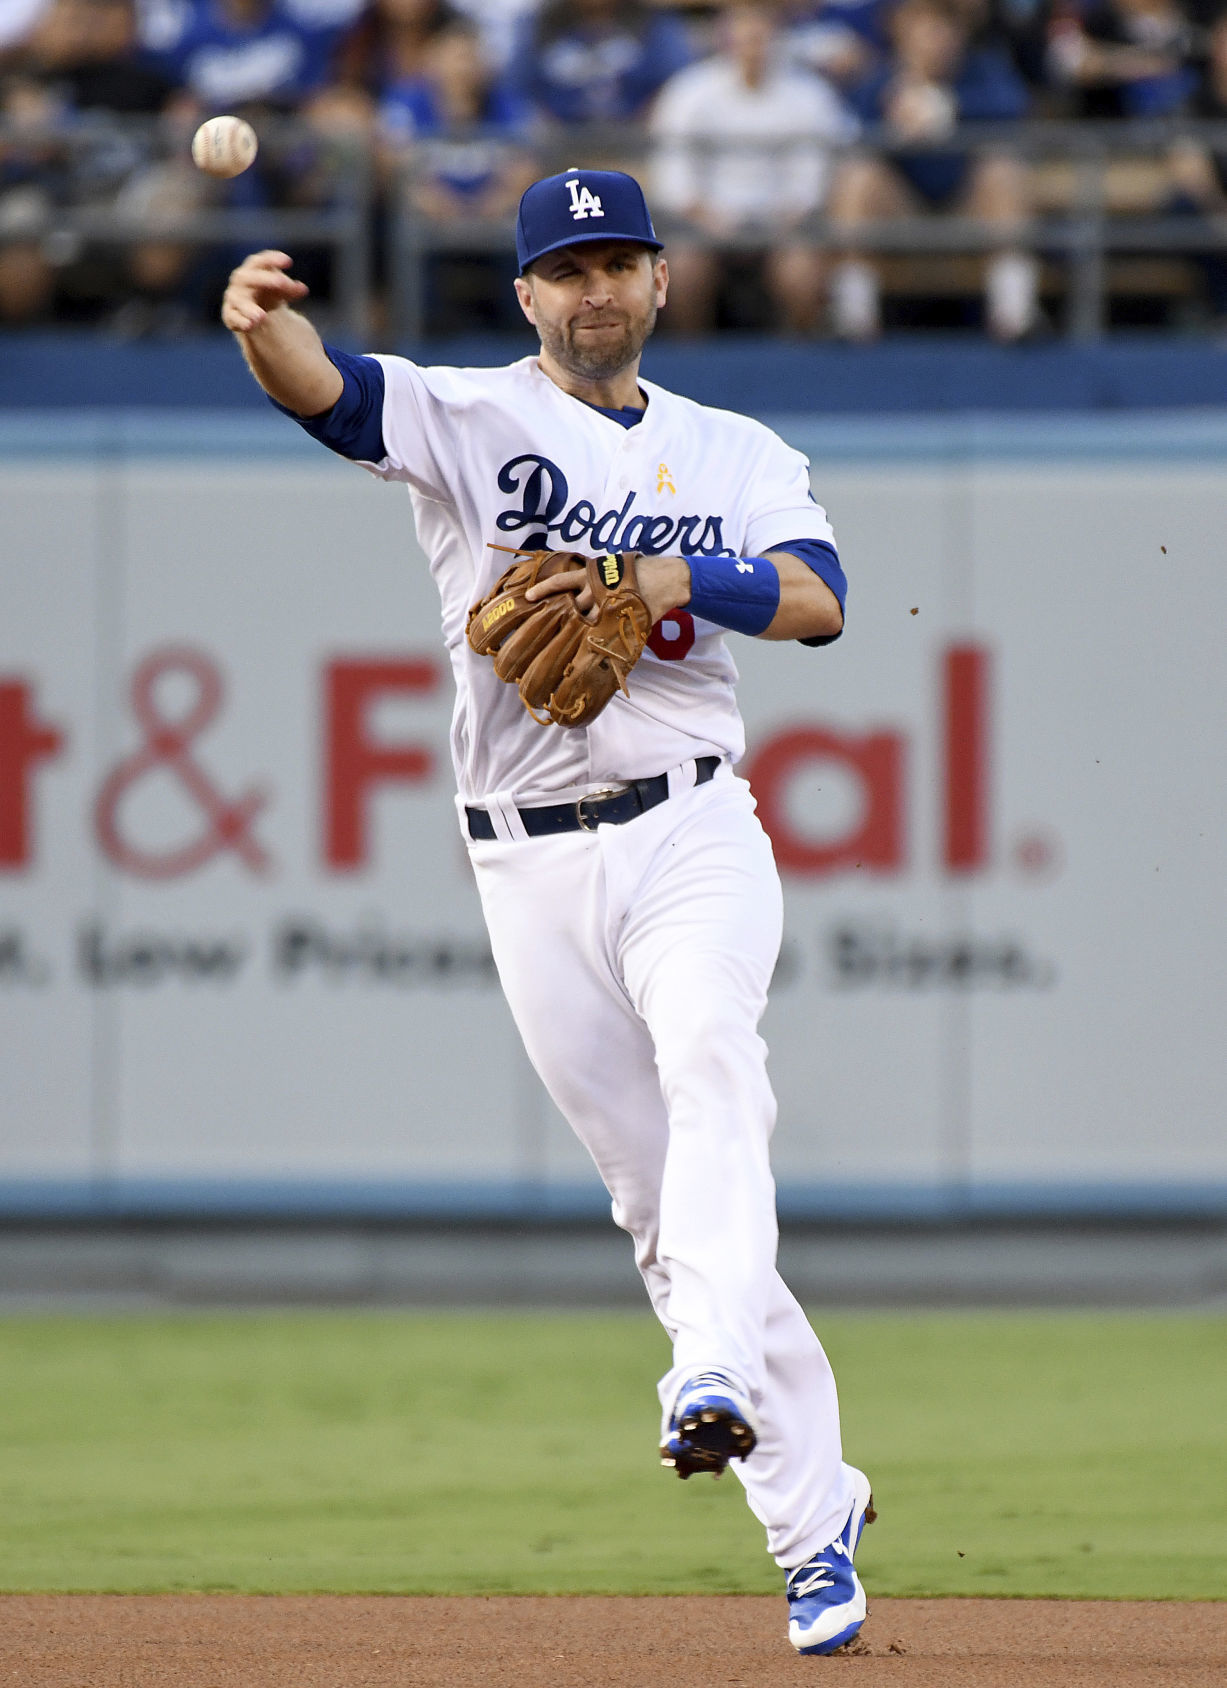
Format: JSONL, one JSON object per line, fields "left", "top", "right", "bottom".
{"left": 221, "top": 167, "right": 873, "bottom": 1656}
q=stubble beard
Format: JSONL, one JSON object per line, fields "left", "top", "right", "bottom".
{"left": 539, "top": 297, "right": 658, "bottom": 383}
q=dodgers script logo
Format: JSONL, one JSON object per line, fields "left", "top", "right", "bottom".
{"left": 495, "top": 455, "right": 733, "bottom": 556}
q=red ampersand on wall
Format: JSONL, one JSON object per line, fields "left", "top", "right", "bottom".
{"left": 95, "top": 646, "right": 270, "bottom": 879}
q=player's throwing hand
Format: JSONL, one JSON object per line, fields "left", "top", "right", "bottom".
{"left": 221, "top": 251, "right": 309, "bottom": 334}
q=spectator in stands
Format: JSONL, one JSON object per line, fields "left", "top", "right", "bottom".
{"left": 0, "top": 0, "right": 54, "bottom": 59}
{"left": 1046, "top": 0, "right": 1198, "bottom": 118}
{"left": 1166, "top": 10, "right": 1227, "bottom": 317}
{"left": 827, "top": 0, "right": 1037, "bottom": 339}
{"left": 448, "top": 0, "right": 538, "bottom": 71}
{"left": 336, "top": 0, "right": 456, "bottom": 97}
{"left": 2, "top": 0, "right": 177, "bottom": 326}
{"left": 948, "top": 0, "right": 1052, "bottom": 93}
{"left": 508, "top": 0, "right": 692, "bottom": 128}
{"left": 113, "top": 0, "right": 368, "bottom": 330}
{"left": 651, "top": 0, "right": 854, "bottom": 335}
{"left": 19, "top": 0, "right": 185, "bottom": 327}
{"left": 0, "top": 71, "right": 62, "bottom": 318}
{"left": 30, "top": 0, "right": 176, "bottom": 111}
{"left": 139, "top": 0, "right": 364, "bottom": 111}
{"left": 785, "top": 0, "right": 889, "bottom": 90}
{"left": 381, "top": 15, "right": 529, "bottom": 209}
{"left": 381, "top": 15, "right": 531, "bottom": 328}
{"left": 1170, "top": 9, "right": 1227, "bottom": 184}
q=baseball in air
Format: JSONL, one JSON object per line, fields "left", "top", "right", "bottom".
{"left": 191, "top": 115, "right": 258, "bottom": 178}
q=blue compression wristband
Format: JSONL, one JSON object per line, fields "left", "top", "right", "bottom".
{"left": 683, "top": 555, "right": 780, "bottom": 637}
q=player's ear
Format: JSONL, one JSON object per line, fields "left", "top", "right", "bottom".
{"left": 654, "top": 255, "right": 668, "bottom": 309}
{"left": 513, "top": 274, "right": 536, "bottom": 326}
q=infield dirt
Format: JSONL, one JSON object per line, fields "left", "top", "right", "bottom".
{"left": 3, "top": 1595, "right": 1225, "bottom": 1687}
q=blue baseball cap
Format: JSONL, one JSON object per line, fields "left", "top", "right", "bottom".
{"left": 515, "top": 168, "right": 663, "bottom": 273}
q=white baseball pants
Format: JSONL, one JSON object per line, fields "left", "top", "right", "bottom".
{"left": 467, "top": 764, "right": 855, "bottom": 1566}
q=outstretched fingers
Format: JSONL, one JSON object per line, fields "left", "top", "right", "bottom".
{"left": 221, "top": 251, "right": 310, "bottom": 333}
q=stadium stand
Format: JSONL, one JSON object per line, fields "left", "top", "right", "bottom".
{"left": 2, "top": 0, "right": 1227, "bottom": 337}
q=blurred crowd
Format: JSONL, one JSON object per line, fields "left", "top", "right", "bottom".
{"left": 3, "top": 0, "right": 1227, "bottom": 336}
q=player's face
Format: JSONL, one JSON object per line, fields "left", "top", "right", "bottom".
{"left": 516, "top": 244, "right": 668, "bottom": 382}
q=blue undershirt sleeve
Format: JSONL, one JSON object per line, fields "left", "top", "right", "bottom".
{"left": 268, "top": 344, "right": 387, "bottom": 463}
{"left": 772, "top": 537, "right": 847, "bottom": 646}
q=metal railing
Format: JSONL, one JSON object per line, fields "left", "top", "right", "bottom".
{"left": 5, "top": 115, "right": 1227, "bottom": 340}
{"left": 389, "top": 120, "right": 1227, "bottom": 341}
{"left": 0, "top": 114, "right": 373, "bottom": 340}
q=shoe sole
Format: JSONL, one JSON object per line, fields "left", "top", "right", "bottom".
{"left": 660, "top": 1440, "right": 727, "bottom": 1479}
{"left": 795, "top": 1611, "right": 866, "bottom": 1657}
{"left": 679, "top": 1406, "right": 757, "bottom": 1462}
{"left": 660, "top": 1405, "right": 757, "bottom": 1479}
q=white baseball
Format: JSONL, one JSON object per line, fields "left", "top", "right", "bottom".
{"left": 191, "top": 115, "right": 258, "bottom": 179}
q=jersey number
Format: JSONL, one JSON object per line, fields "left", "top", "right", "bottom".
{"left": 648, "top": 612, "right": 696, "bottom": 661}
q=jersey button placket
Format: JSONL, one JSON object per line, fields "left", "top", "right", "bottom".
{"left": 602, "top": 424, "right": 647, "bottom": 554}
{"left": 601, "top": 426, "right": 637, "bottom": 520}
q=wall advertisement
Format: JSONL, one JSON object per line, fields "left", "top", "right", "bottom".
{"left": 2, "top": 417, "right": 1224, "bottom": 1214}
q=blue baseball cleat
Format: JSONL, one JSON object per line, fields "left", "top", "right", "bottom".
{"left": 786, "top": 1467, "right": 876, "bottom": 1656}
{"left": 659, "top": 1369, "right": 759, "bottom": 1479}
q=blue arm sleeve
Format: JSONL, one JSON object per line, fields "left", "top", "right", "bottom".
{"left": 771, "top": 538, "right": 847, "bottom": 647}
{"left": 268, "top": 344, "right": 387, "bottom": 463}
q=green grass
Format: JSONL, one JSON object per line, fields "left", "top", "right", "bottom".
{"left": 0, "top": 1311, "right": 1223, "bottom": 1597}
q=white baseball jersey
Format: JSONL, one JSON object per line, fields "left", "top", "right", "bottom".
{"left": 353, "top": 354, "right": 837, "bottom": 805}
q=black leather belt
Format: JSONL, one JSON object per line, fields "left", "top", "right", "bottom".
{"left": 466, "top": 756, "right": 720, "bottom": 841}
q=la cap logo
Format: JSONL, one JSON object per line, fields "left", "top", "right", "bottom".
{"left": 566, "top": 176, "right": 604, "bottom": 221}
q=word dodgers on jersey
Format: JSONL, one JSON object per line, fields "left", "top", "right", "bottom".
{"left": 495, "top": 452, "right": 733, "bottom": 556}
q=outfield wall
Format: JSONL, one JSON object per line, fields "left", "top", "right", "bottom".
{"left": 2, "top": 410, "right": 1225, "bottom": 1219}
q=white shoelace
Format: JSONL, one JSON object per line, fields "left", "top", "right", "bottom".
{"left": 789, "top": 1563, "right": 837, "bottom": 1598}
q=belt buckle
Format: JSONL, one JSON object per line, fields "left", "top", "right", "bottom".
{"left": 575, "top": 786, "right": 624, "bottom": 832}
